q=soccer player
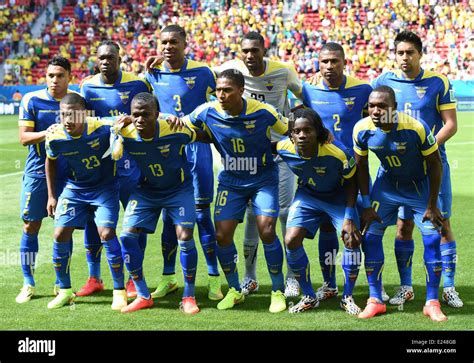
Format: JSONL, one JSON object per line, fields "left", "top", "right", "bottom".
{"left": 353, "top": 86, "right": 447, "bottom": 321}
{"left": 16, "top": 56, "right": 74, "bottom": 304}
{"left": 301, "top": 42, "right": 373, "bottom": 309}
{"left": 79, "top": 40, "right": 151, "bottom": 299}
{"left": 276, "top": 108, "right": 362, "bottom": 315}
{"left": 372, "top": 31, "right": 461, "bottom": 308}
{"left": 216, "top": 31, "right": 303, "bottom": 297}
{"left": 145, "top": 25, "right": 222, "bottom": 301}
{"left": 182, "top": 69, "right": 288, "bottom": 312}
{"left": 120, "top": 92, "right": 210, "bottom": 314}
{"left": 45, "top": 93, "right": 127, "bottom": 310}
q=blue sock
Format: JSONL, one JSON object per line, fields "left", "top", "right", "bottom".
{"left": 84, "top": 219, "right": 102, "bottom": 279}
{"left": 286, "top": 246, "right": 315, "bottom": 298}
{"left": 262, "top": 237, "right": 285, "bottom": 292}
{"left": 318, "top": 231, "right": 339, "bottom": 288}
{"left": 394, "top": 239, "right": 414, "bottom": 286}
{"left": 341, "top": 247, "right": 361, "bottom": 297}
{"left": 138, "top": 233, "right": 148, "bottom": 255}
{"left": 423, "top": 233, "right": 442, "bottom": 301}
{"left": 52, "top": 240, "right": 72, "bottom": 289}
{"left": 361, "top": 233, "right": 384, "bottom": 301}
{"left": 216, "top": 242, "right": 240, "bottom": 291}
{"left": 179, "top": 239, "right": 198, "bottom": 297}
{"left": 161, "top": 211, "right": 178, "bottom": 275}
{"left": 20, "top": 232, "right": 38, "bottom": 286}
{"left": 196, "top": 207, "right": 219, "bottom": 276}
{"left": 120, "top": 231, "right": 149, "bottom": 298}
{"left": 440, "top": 241, "right": 456, "bottom": 288}
{"left": 103, "top": 237, "right": 124, "bottom": 289}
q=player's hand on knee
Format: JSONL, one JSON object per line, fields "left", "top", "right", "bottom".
{"left": 47, "top": 197, "right": 57, "bottom": 218}
{"left": 422, "top": 206, "right": 444, "bottom": 232}
{"left": 360, "top": 208, "right": 383, "bottom": 236}
{"left": 341, "top": 220, "right": 362, "bottom": 248}
{"left": 145, "top": 55, "right": 164, "bottom": 72}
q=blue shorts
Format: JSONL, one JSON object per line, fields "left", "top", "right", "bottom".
{"left": 123, "top": 185, "right": 196, "bottom": 233}
{"left": 20, "top": 175, "right": 65, "bottom": 221}
{"left": 368, "top": 174, "right": 440, "bottom": 236}
{"left": 54, "top": 184, "right": 120, "bottom": 229}
{"left": 214, "top": 182, "right": 279, "bottom": 222}
{"left": 287, "top": 187, "right": 359, "bottom": 239}
{"left": 398, "top": 161, "right": 452, "bottom": 220}
{"left": 186, "top": 142, "right": 214, "bottom": 205}
{"left": 118, "top": 173, "right": 140, "bottom": 210}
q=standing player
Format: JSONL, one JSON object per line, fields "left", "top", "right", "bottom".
{"left": 372, "top": 31, "right": 461, "bottom": 308}
{"left": 120, "top": 93, "right": 210, "bottom": 314}
{"left": 79, "top": 40, "right": 151, "bottom": 298}
{"left": 182, "top": 69, "right": 288, "bottom": 312}
{"left": 276, "top": 108, "right": 362, "bottom": 315}
{"left": 145, "top": 25, "right": 222, "bottom": 301}
{"left": 16, "top": 56, "right": 74, "bottom": 304}
{"left": 353, "top": 86, "right": 447, "bottom": 321}
{"left": 45, "top": 94, "right": 127, "bottom": 310}
{"left": 301, "top": 42, "right": 373, "bottom": 309}
{"left": 216, "top": 32, "right": 303, "bottom": 297}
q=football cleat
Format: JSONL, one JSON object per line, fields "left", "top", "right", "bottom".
{"left": 340, "top": 295, "right": 362, "bottom": 316}
{"left": 75, "top": 277, "right": 104, "bottom": 297}
{"left": 389, "top": 285, "right": 414, "bottom": 305}
{"left": 358, "top": 298, "right": 386, "bottom": 319}
{"left": 180, "top": 296, "right": 200, "bottom": 315}
{"left": 53, "top": 284, "right": 60, "bottom": 296}
{"left": 16, "top": 285, "right": 35, "bottom": 304}
{"left": 126, "top": 278, "right": 137, "bottom": 299}
{"left": 315, "top": 282, "right": 338, "bottom": 301}
{"left": 151, "top": 275, "right": 178, "bottom": 298}
{"left": 381, "top": 285, "right": 390, "bottom": 302}
{"left": 121, "top": 296, "right": 153, "bottom": 313}
{"left": 269, "top": 290, "right": 287, "bottom": 313}
{"left": 207, "top": 275, "right": 224, "bottom": 301}
{"left": 289, "top": 295, "right": 319, "bottom": 313}
{"left": 442, "top": 287, "right": 463, "bottom": 308}
{"left": 47, "top": 288, "right": 75, "bottom": 309}
{"left": 240, "top": 277, "right": 259, "bottom": 296}
{"left": 284, "top": 277, "right": 300, "bottom": 298}
{"left": 423, "top": 300, "right": 448, "bottom": 322}
{"left": 111, "top": 289, "right": 128, "bottom": 311}
{"left": 217, "top": 287, "right": 245, "bottom": 310}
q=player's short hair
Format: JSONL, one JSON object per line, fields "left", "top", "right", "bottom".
{"left": 395, "top": 31, "right": 423, "bottom": 53}
{"left": 161, "top": 24, "right": 186, "bottom": 41}
{"left": 217, "top": 69, "right": 245, "bottom": 88}
{"left": 371, "top": 86, "right": 396, "bottom": 105}
{"left": 242, "top": 31, "right": 265, "bottom": 48}
{"left": 290, "top": 108, "right": 330, "bottom": 145}
{"left": 97, "top": 40, "right": 120, "bottom": 53}
{"left": 320, "top": 42, "right": 345, "bottom": 59}
{"left": 60, "top": 93, "right": 86, "bottom": 108}
{"left": 48, "top": 56, "right": 71, "bottom": 73}
{"left": 132, "top": 92, "right": 160, "bottom": 113}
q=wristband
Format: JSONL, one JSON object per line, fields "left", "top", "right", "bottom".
{"left": 361, "top": 195, "right": 371, "bottom": 209}
{"left": 344, "top": 207, "right": 356, "bottom": 221}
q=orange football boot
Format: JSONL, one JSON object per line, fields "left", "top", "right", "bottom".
{"left": 121, "top": 296, "right": 153, "bottom": 313}
{"left": 423, "top": 300, "right": 448, "bottom": 322}
{"left": 358, "top": 297, "right": 387, "bottom": 319}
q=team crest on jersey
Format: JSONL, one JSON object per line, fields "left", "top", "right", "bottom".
{"left": 87, "top": 138, "right": 100, "bottom": 150}
{"left": 343, "top": 97, "right": 356, "bottom": 111}
{"left": 313, "top": 166, "right": 326, "bottom": 176}
{"left": 184, "top": 77, "right": 196, "bottom": 89}
{"left": 118, "top": 91, "right": 131, "bottom": 104}
{"left": 394, "top": 142, "right": 407, "bottom": 154}
{"left": 265, "top": 80, "right": 274, "bottom": 91}
{"left": 157, "top": 144, "right": 171, "bottom": 157}
{"left": 244, "top": 120, "right": 257, "bottom": 133}
{"left": 415, "top": 86, "right": 428, "bottom": 99}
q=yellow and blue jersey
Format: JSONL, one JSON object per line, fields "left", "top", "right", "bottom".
{"left": 19, "top": 88, "right": 76, "bottom": 179}
{"left": 276, "top": 136, "right": 356, "bottom": 199}
{"left": 372, "top": 69, "right": 456, "bottom": 162}
{"left": 121, "top": 119, "right": 196, "bottom": 193}
{"left": 184, "top": 98, "right": 288, "bottom": 188}
{"left": 353, "top": 112, "right": 439, "bottom": 183}
{"left": 45, "top": 117, "right": 117, "bottom": 189}
{"left": 145, "top": 58, "right": 216, "bottom": 117}
{"left": 302, "top": 75, "right": 372, "bottom": 149}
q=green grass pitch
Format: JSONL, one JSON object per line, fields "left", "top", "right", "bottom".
{"left": 0, "top": 113, "right": 472, "bottom": 330}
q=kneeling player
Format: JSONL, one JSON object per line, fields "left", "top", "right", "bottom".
{"left": 277, "top": 108, "right": 362, "bottom": 315}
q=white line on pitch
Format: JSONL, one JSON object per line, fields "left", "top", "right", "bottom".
{"left": 0, "top": 171, "right": 23, "bottom": 178}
